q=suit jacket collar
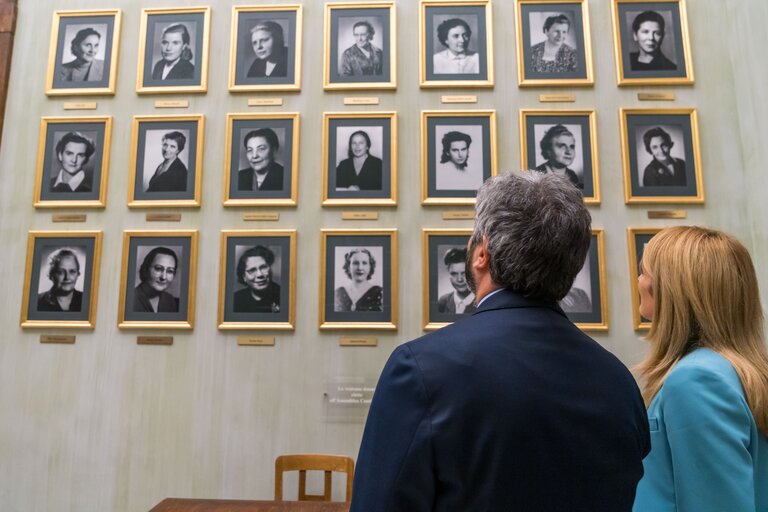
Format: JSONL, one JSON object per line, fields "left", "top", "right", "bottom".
{"left": 473, "top": 287, "right": 567, "bottom": 318}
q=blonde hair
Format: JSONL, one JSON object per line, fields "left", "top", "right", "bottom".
{"left": 636, "top": 226, "right": 768, "bottom": 435}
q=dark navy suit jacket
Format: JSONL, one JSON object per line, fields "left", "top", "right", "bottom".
{"left": 351, "top": 289, "right": 650, "bottom": 512}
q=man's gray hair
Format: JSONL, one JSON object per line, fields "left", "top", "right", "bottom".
{"left": 470, "top": 171, "right": 591, "bottom": 301}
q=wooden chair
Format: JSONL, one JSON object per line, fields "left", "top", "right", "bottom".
{"left": 274, "top": 454, "right": 355, "bottom": 502}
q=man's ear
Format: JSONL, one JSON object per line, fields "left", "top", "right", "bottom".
{"left": 471, "top": 236, "right": 490, "bottom": 272}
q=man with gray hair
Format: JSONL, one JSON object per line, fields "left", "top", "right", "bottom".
{"left": 351, "top": 171, "right": 649, "bottom": 511}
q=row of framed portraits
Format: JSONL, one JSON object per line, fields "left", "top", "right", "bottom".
{"left": 26, "top": 227, "right": 666, "bottom": 332}
{"left": 35, "top": 107, "right": 703, "bottom": 209}
{"left": 47, "top": 0, "right": 694, "bottom": 96}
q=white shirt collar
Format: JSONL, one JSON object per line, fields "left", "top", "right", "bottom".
{"left": 53, "top": 169, "right": 86, "bottom": 191}
{"left": 452, "top": 290, "right": 476, "bottom": 314}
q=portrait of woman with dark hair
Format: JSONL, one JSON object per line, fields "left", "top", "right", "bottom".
{"left": 51, "top": 132, "right": 97, "bottom": 193}
{"left": 133, "top": 246, "right": 179, "bottom": 313}
{"left": 146, "top": 131, "right": 187, "bottom": 192}
{"left": 640, "top": 126, "right": 686, "bottom": 186}
{"left": 433, "top": 18, "right": 479, "bottom": 74}
{"left": 247, "top": 21, "right": 288, "bottom": 78}
{"left": 237, "top": 128, "right": 284, "bottom": 191}
{"left": 152, "top": 23, "right": 195, "bottom": 80}
{"left": 530, "top": 14, "right": 577, "bottom": 73}
{"left": 233, "top": 245, "right": 281, "bottom": 313}
{"left": 630, "top": 10, "right": 676, "bottom": 71}
{"left": 60, "top": 27, "right": 104, "bottom": 82}
{"left": 334, "top": 248, "right": 382, "bottom": 312}
{"left": 534, "top": 124, "right": 582, "bottom": 189}
{"left": 335, "top": 130, "right": 383, "bottom": 191}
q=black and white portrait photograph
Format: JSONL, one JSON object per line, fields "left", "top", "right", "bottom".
{"left": 46, "top": 10, "right": 121, "bottom": 95}
{"left": 612, "top": 0, "right": 693, "bottom": 85}
{"left": 320, "top": 230, "right": 397, "bottom": 329}
{"left": 118, "top": 231, "right": 197, "bottom": 329}
{"left": 420, "top": 1, "right": 493, "bottom": 87}
{"left": 129, "top": 115, "right": 204, "bottom": 207}
{"left": 521, "top": 110, "right": 600, "bottom": 203}
{"left": 324, "top": 3, "right": 396, "bottom": 90}
{"left": 422, "top": 110, "right": 496, "bottom": 204}
{"left": 515, "top": 0, "right": 593, "bottom": 86}
{"left": 137, "top": 7, "right": 210, "bottom": 93}
{"left": 34, "top": 117, "right": 112, "bottom": 208}
{"left": 323, "top": 113, "right": 396, "bottom": 205}
{"left": 621, "top": 108, "right": 702, "bottom": 203}
{"left": 21, "top": 231, "right": 101, "bottom": 328}
{"left": 628, "top": 228, "right": 660, "bottom": 330}
{"left": 224, "top": 113, "right": 299, "bottom": 206}
{"left": 230, "top": 6, "right": 302, "bottom": 91}
{"left": 422, "top": 230, "right": 474, "bottom": 330}
{"left": 219, "top": 230, "right": 296, "bottom": 330}
{"left": 560, "top": 230, "right": 607, "bottom": 330}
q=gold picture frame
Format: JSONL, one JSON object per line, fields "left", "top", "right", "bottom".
{"left": 218, "top": 230, "right": 297, "bottom": 330}
{"left": 45, "top": 9, "right": 122, "bottom": 96}
{"left": 127, "top": 114, "right": 205, "bottom": 208}
{"left": 322, "top": 111, "right": 398, "bottom": 207}
{"left": 118, "top": 230, "right": 198, "bottom": 330}
{"left": 519, "top": 109, "right": 600, "bottom": 205}
{"left": 319, "top": 229, "right": 398, "bottom": 330}
{"left": 323, "top": 2, "right": 397, "bottom": 90}
{"left": 419, "top": 0, "right": 495, "bottom": 89}
{"left": 515, "top": 0, "right": 594, "bottom": 87}
{"left": 611, "top": 0, "right": 694, "bottom": 86}
{"left": 223, "top": 112, "right": 300, "bottom": 207}
{"left": 33, "top": 116, "right": 113, "bottom": 209}
{"left": 627, "top": 227, "right": 661, "bottom": 331}
{"left": 20, "top": 230, "right": 102, "bottom": 329}
{"left": 620, "top": 108, "right": 703, "bottom": 204}
{"left": 136, "top": 7, "right": 211, "bottom": 94}
{"left": 228, "top": 5, "right": 303, "bottom": 92}
{"left": 422, "top": 228, "right": 473, "bottom": 331}
{"left": 421, "top": 109, "right": 497, "bottom": 206}
{"left": 566, "top": 229, "right": 608, "bottom": 331}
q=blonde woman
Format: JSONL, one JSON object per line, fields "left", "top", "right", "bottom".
{"left": 633, "top": 226, "right": 768, "bottom": 511}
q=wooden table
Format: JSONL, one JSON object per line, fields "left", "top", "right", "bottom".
{"left": 149, "top": 498, "right": 350, "bottom": 512}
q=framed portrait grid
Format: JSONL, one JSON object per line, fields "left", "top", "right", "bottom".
{"left": 319, "top": 229, "right": 398, "bottom": 330}
{"left": 46, "top": 9, "right": 122, "bottom": 96}
{"left": 228, "top": 5, "right": 303, "bottom": 92}
{"left": 118, "top": 230, "right": 198, "bottom": 330}
{"left": 33, "top": 116, "right": 113, "bottom": 209}
{"left": 419, "top": 0, "right": 495, "bottom": 88}
{"left": 422, "top": 229, "right": 474, "bottom": 331}
{"left": 627, "top": 227, "right": 661, "bottom": 330}
{"left": 560, "top": 229, "right": 608, "bottom": 331}
{"left": 519, "top": 109, "right": 600, "bottom": 204}
{"left": 611, "top": 0, "right": 694, "bottom": 86}
{"left": 218, "top": 230, "right": 297, "bottom": 330}
{"left": 20, "top": 231, "right": 102, "bottom": 329}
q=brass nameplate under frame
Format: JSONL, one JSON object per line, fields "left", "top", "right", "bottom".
{"left": 341, "top": 211, "right": 378, "bottom": 220}
{"left": 154, "top": 100, "right": 190, "bottom": 108}
{"left": 638, "top": 92, "right": 676, "bottom": 101}
{"left": 243, "top": 212, "right": 280, "bottom": 221}
{"left": 237, "top": 336, "right": 275, "bottom": 346}
{"left": 146, "top": 212, "right": 182, "bottom": 222}
{"left": 343, "top": 96, "right": 380, "bottom": 105}
{"left": 248, "top": 98, "right": 283, "bottom": 106}
{"left": 137, "top": 336, "right": 173, "bottom": 345}
{"left": 63, "top": 102, "right": 97, "bottom": 110}
{"left": 441, "top": 95, "right": 478, "bottom": 104}
{"left": 40, "top": 335, "right": 76, "bottom": 344}
{"left": 647, "top": 210, "right": 687, "bottom": 219}
{"left": 340, "top": 336, "right": 378, "bottom": 347}
{"left": 52, "top": 213, "right": 87, "bottom": 222}
{"left": 539, "top": 94, "right": 576, "bottom": 103}
{"left": 442, "top": 211, "right": 475, "bottom": 220}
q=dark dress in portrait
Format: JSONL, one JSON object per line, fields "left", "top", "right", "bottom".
{"left": 334, "top": 285, "right": 382, "bottom": 312}
{"left": 151, "top": 59, "right": 195, "bottom": 80}
{"left": 642, "top": 158, "right": 687, "bottom": 187}
{"left": 530, "top": 42, "right": 578, "bottom": 73}
{"left": 60, "top": 59, "right": 105, "bottom": 82}
{"left": 534, "top": 163, "right": 583, "bottom": 189}
{"left": 49, "top": 172, "right": 93, "bottom": 193}
{"left": 559, "top": 286, "right": 592, "bottom": 314}
{"left": 437, "top": 292, "right": 477, "bottom": 315}
{"left": 336, "top": 156, "right": 383, "bottom": 191}
{"left": 246, "top": 47, "right": 289, "bottom": 78}
{"left": 340, "top": 44, "right": 383, "bottom": 76}
{"left": 233, "top": 282, "right": 281, "bottom": 313}
{"left": 629, "top": 51, "right": 677, "bottom": 71}
{"left": 147, "top": 158, "right": 188, "bottom": 192}
{"left": 133, "top": 282, "right": 179, "bottom": 313}
{"left": 37, "top": 290, "right": 83, "bottom": 312}
{"left": 237, "top": 162, "right": 285, "bottom": 191}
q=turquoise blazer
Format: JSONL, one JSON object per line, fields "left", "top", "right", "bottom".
{"left": 634, "top": 348, "right": 768, "bottom": 511}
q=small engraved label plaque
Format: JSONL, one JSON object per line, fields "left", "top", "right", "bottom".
{"left": 146, "top": 213, "right": 182, "bottom": 222}
{"left": 63, "top": 102, "right": 97, "bottom": 110}
{"left": 341, "top": 211, "right": 378, "bottom": 220}
{"left": 52, "top": 213, "right": 87, "bottom": 223}
{"left": 340, "top": 336, "right": 378, "bottom": 347}
{"left": 441, "top": 95, "right": 478, "bottom": 104}
{"left": 237, "top": 336, "right": 275, "bottom": 346}
{"left": 343, "top": 97, "right": 380, "bottom": 105}
{"left": 243, "top": 212, "right": 280, "bottom": 221}
{"left": 137, "top": 336, "right": 173, "bottom": 345}
{"left": 248, "top": 98, "right": 283, "bottom": 106}
{"left": 154, "top": 100, "right": 189, "bottom": 108}
{"left": 40, "top": 335, "right": 76, "bottom": 344}
{"left": 442, "top": 211, "right": 475, "bottom": 220}
{"left": 647, "top": 210, "right": 686, "bottom": 219}
{"left": 638, "top": 92, "right": 676, "bottom": 101}
{"left": 539, "top": 94, "right": 576, "bottom": 102}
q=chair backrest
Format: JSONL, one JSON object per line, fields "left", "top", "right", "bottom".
{"left": 274, "top": 454, "right": 355, "bottom": 502}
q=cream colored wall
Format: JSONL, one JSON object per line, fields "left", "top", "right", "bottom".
{"left": 0, "top": 0, "right": 764, "bottom": 510}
